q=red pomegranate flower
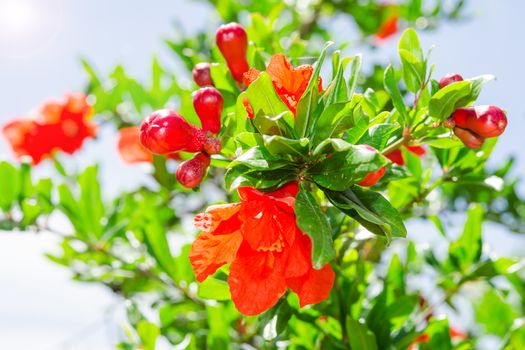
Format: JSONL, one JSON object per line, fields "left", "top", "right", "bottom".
{"left": 2, "top": 93, "right": 96, "bottom": 164}
{"left": 189, "top": 182, "right": 335, "bottom": 315}
{"left": 243, "top": 54, "right": 323, "bottom": 117}
{"left": 117, "top": 126, "right": 153, "bottom": 164}
{"left": 375, "top": 14, "right": 399, "bottom": 41}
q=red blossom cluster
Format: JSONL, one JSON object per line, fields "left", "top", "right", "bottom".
{"left": 2, "top": 93, "right": 97, "bottom": 164}
{"left": 189, "top": 182, "right": 334, "bottom": 315}
{"left": 440, "top": 74, "right": 507, "bottom": 148}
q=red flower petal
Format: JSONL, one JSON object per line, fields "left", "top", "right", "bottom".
{"left": 194, "top": 203, "right": 241, "bottom": 233}
{"left": 118, "top": 126, "right": 153, "bottom": 164}
{"left": 284, "top": 228, "right": 310, "bottom": 279}
{"left": 229, "top": 243, "right": 287, "bottom": 315}
{"left": 242, "top": 68, "right": 261, "bottom": 87}
{"left": 189, "top": 231, "right": 243, "bottom": 282}
{"left": 287, "top": 261, "right": 335, "bottom": 307}
{"left": 242, "top": 97, "right": 255, "bottom": 119}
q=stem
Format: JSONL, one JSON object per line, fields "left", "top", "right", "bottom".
{"left": 400, "top": 175, "right": 452, "bottom": 214}
{"left": 381, "top": 135, "right": 408, "bottom": 155}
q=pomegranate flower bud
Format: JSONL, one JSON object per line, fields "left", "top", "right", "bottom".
{"left": 176, "top": 152, "right": 211, "bottom": 188}
{"left": 357, "top": 145, "right": 386, "bottom": 187}
{"left": 452, "top": 106, "right": 507, "bottom": 138}
{"left": 192, "top": 86, "right": 223, "bottom": 134}
{"left": 203, "top": 137, "right": 222, "bottom": 155}
{"left": 140, "top": 109, "right": 206, "bottom": 155}
{"left": 439, "top": 73, "right": 464, "bottom": 89}
{"left": 192, "top": 62, "right": 214, "bottom": 87}
{"left": 216, "top": 22, "right": 249, "bottom": 83}
{"left": 453, "top": 127, "right": 485, "bottom": 149}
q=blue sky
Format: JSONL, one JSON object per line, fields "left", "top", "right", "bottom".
{"left": 0, "top": 0, "right": 524, "bottom": 349}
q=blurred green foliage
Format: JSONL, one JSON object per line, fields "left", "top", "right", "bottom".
{"left": 1, "top": 1, "right": 524, "bottom": 349}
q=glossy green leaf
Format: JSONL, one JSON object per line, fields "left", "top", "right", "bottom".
{"left": 295, "top": 184, "right": 335, "bottom": 268}
{"left": 428, "top": 80, "right": 471, "bottom": 120}
{"left": 263, "top": 135, "right": 309, "bottom": 158}
{"left": 296, "top": 41, "right": 332, "bottom": 138}
{"left": 312, "top": 99, "right": 359, "bottom": 146}
{"left": 323, "top": 186, "right": 407, "bottom": 241}
{"left": 384, "top": 65, "right": 408, "bottom": 122}
{"left": 310, "top": 145, "right": 387, "bottom": 191}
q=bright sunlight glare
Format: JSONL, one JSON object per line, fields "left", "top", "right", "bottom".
{"left": 0, "top": 0, "right": 37, "bottom": 37}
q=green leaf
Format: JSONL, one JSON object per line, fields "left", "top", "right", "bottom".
{"left": 225, "top": 165, "right": 297, "bottom": 192}
{"left": 384, "top": 65, "right": 408, "bottom": 122}
{"left": 210, "top": 63, "right": 238, "bottom": 95}
{"left": 398, "top": 29, "right": 424, "bottom": 62}
{"left": 141, "top": 210, "right": 177, "bottom": 279}
{"left": 312, "top": 138, "right": 353, "bottom": 157}
{"left": 358, "top": 123, "right": 400, "bottom": 151}
{"left": 294, "top": 184, "right": 335, "bottom": 268}
{"left": 137, "top": 321, "right": 159, "bottom": 350}
{"left": 347, "top": 54, "right": 362, "bottom": 98}
{"left": 312, "top": 99, "right": 359, "bottom": 146}
{"left": 399, "top": 49, "right": 426, "bottom": 92}
{"left": 198, "top": 278, "right": 231, "bottom": 300}
{"left": 323, "top": 186, "right": 407, "bottom": 241}
{"left": 0, "top": 162, "right": 20, "bottom": 212}
{"left": 398, "top": 28, "right": 426, "bottom": 92}
{"left": 263, "top": 135, "right": 309, "bottom": 158}
{"left": 346, "top": 317, "right": 379, "bottom": 350}
{"left": 426, "top": 319, "right": 452, "bottom": 350}
{"left": 428, "top": 80, "right": 472, "bottom": 120}
{"left": 324, "top": 55, "right": 349, "bottom": 105}
{"left": 77, "top": 166, "right": 105, "bottom": 239}
{"left": 229, "top": 146, "right": 289, "bottom": 171}
{"left": 244, "top": 72, "right": 289, "bottom": 118}
{"left": 475, "top": 289, "right": 517, "bottom": 336}
{"left": 295, "top": 41, "right": 332, "bottom": 138}
{"left": 456, "top": 74, "right": 495, "bottom": 106}
{"left": 57, "top": 184, "right": 86, "bottom": 239}
{"left": 310, "top": 145, "right": 387, "bottom": 191}
{"left": 449, "top": 203, "right": 484, "bottom": 271}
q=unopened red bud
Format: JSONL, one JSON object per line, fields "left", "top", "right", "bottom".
{"left": 203, "top": 137, "right": 222, "bottom": 155}
{"left": 454, "top": 126, "right": 485, "bottom": 149}
{"left": 452, "top": 106, "right": 507, "bottom": 138}
{"left": 176, "top": 152, "right": 211, "bottom": 188}
{"left": 216, "top": 22, "right": 249, "bottom": 83}
{"left": 192, "top": 62, "right": 214, "bottom": 87}
{"left": 140, "top": 109, "right": 206, "bottom": 155}
{"left": 439, "top": 73, "right": 464, "bottom": 89}
{"left": 193, "top": 86, "right": 223, "bottom": 134}
{"left": 357, "top": 145, "right": 386, "bottom": 186}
